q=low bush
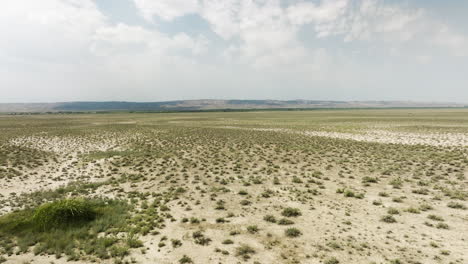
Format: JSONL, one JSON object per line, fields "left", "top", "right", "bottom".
{"left": 325, "top": 257, "right": 340, "bottom": 264}
{"left": 192, "top": 231, "right": 211, "bottom": 245}
{"left": 285, "top": 228, "right": 302, "bottom": 237}
{"left": 281, "top": 207, "right": 301, "bottom": 217}
{"left": 381, "top": 215, "right": 397, "bottom": 223}
{"left": 179, "top": 255, "right": 193, "bottom": 263}
{"left": 0, "top": 198, "right": 130, "bottom": 261}
{"left": 278, "top": 218, "right": 294, "bottom": 225}
{"left": 32, "top": 199, "right": 96, "bottom": 230}
{"left": 447, "top": 202, "right": 466, "bottom": 210}
{"left": 247, "top": 225, "right": 259, "bottom": 234}
{"left": 427, "top": 215, "right": 444, "bottom": 222}
{"left": 263, "top": 215, "right": 277, "bottom": 223}
{"left": 235, "top": 244, "right": 256, "bottom": 260}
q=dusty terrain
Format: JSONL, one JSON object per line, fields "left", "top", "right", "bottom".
{"left": 0, "top": 109, "right": 467, "bottom": 264}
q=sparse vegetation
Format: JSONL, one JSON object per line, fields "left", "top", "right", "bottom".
{"left": 285, "top": 227, "right": 302, "bottom": 237}
{"left": 0, "top": 198, "right": 130, "bottom": 261}
{"left": 179, "top": 255, "right": 193, "bottom": 263}
{"left": 0, "top": 110, "right": 466, "bottom": 263}
{"left": 281, "top": 207, "right": 301, "bottom": 217}
{"left": 235, "top": 244, "right": 256, "bottom": 260}
{"left": 381, "top": 215, "right": 397, "bottom": 223}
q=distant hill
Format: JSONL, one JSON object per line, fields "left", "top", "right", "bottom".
{"left": 0, "top": 100, "right": 465, "bottom": 113}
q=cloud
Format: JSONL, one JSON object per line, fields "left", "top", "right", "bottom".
{"left": 0, "top": 0, "right": 206, "bottom": 62}
{"left": 287, "top": 0, "right": 348, "bottom": 25}
{"left": 1, "top": 0, "right": 468, "bottom": 103}
{"left": 200, "top": 0, "right": 315, "bottom": 68}
{"left": 295, "top": 0, "right": 425, "bottom": 41}
{"left": 129, "top": 0, "right": 313, "bottom": 68}
{"left": 199, "top": 0, "right": 241, "bottom": 39}
{"left": 90, "top": 23, "right": 207, "bottom": 57}
{"left": 0, "top": 0, "right": 106, "bottom": 63}
{"left": 133, "top": 0, "right": 199, "bottom": 22}
{"left": 289, "top": 0, "right": 467, "bottom": 58}
{"left": 131, "top": 0, "right": 468, "bottom": 70}
{"left": 0, "top": 0, "right": 211, "bottom": 102}
{"left": 432, "top": 26, "right": 468, "bottom": 57}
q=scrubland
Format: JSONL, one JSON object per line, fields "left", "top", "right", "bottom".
{"left": 0, "top": 109, "right": 467, "bottom": 264}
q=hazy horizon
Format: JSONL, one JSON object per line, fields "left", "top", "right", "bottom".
{"left": 1, "top": 0, "right": 468, "bottom": 103}
{"left": 1, "top": 99, "right": 467, "bottom": 106}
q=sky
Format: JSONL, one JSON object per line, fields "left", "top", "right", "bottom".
{"left": 0, "top": 0, "right": 467, "bottom": 103}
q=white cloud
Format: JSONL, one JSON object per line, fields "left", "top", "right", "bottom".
{"left": 287, "top": 0, "right": 348, "bottom": 25}
{"left": 302, "top": 0, "right": 425, "bottom": 41}
{"left": 199, "top": 0, "right": 241, "bottom": 39}
{"left": 129, "top": 0, "right": 468, "bottom": 68}
{"left": 1, "top": 0, "right": 467, "bottom": 103}
{"left": 0, "top": 0, "right": 206, "bottom": 61}
{"left": 129, "top": 0, "right": 314, "bottom": 68}
{"left": 134, "top": 0, "right": 468, "bottom": 69}
{"left": 0, "top": 0, "right": 212, "bottom": 102}
{"left": 132, "top": 0, "right": 199, "bottom": 22}
{"left": 286, "top": 0, "right": 468, "bottom": 57}
{"left": 90, "top": 23, "right": 206, "bottom": 57}
{"left": 432, "top": 26, "right": 468, "bottom": 57}
{"left": 200, "top": 0, "right": 312, "bottom": 68}
{"left": 0, "top": 0, "right": 106, "bottom": 63}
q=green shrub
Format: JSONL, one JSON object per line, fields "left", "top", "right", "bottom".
{"left": 278, "top": 218, "right": 294, "bottom": 225}
{"left": 238, "top": 190, "right": 248, "bottom": 195}
{"left": 0, "top": 198, "right": 129, "bottom": 261}
{"left": 235, "top": 244, "right": 255, "bottom": 260}
{"left": 190, "top": 217, "right": 200, "bottom": 224}
{"left": 32, "top": 198, "right": 96, "bottom": 230}
{"left": 179, "top": 255, "right": 193, "bottom": 263}
{"left": 344, "top": 190, "right": 355, "bottom": 197}
{"left": 405, "top": 207, "right": 420, "bottom": 214}
{"left": 247, "top": 225, "right": 259, "bottom": 234}
{"left": 126, "top": 234, "right": 143, "bottom": 248}
{"left": 281, "top": 207, "right": 301, "bottom": 217}
{"left": 378, "top": 192, "right": 389, "bottom": 197}
{"left": 285, "top": 228, "right": 302, "bottom": 237}
{"left": 192, "top": 231, "right": 211, "bottom": 245}
{"left": 292, "top": 176, "right": 303, "bottom": 183}
{"left": 240, "top": 200, "right": 251, "bottom": 206}
{"left": 263, "top": 215, "right": 276, "bottom": 223}
{"left": 109, "top": 245, "right": 129, "bottom": 258}
{"left": 390, "top": 178, "right": 403, "bottom": 188}
{"left": 436, "top": 223, "right": 449, "bottom": 229}
{"left": 172, "top": 239, "right": 183, "bottom": 248}
{"left": 447, "top": 202, "right": 466, "bottom": 210}
{"left": 427, "top": 215, "right": 444, "bottom": 222}
{"left": 381, "top": 215, "right": 397, "bottom": 223}
{"left": 222, "top": 239, "right": 233, "bottom": 244}
{"left": 412, "top": 188, "right": 429, "bottom": 195}
{"left": 419, "top": 204, "right": 433, "bottom": 211}
{"left": 325, "top": 257, "right": 339, "bottom": 264}
{"left": 362, "top": 176, "right": 378, "bottom": 183}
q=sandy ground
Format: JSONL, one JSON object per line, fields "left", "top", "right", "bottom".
{"left": 1, "top": 114, "right": 467, "bottom": 264}
{"left": 221, "top": 126, "right": 468, "bottom": 147}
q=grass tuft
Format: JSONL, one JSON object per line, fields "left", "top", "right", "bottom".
{"left": 0, "top": 198, "right": 130, "bottom": 261}
{"left": 32, "top": 198, "right": 96, "bottom": 230}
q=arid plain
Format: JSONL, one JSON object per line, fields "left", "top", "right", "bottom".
{"left": 0, "top": 109, "right": 467, "bottom": 264}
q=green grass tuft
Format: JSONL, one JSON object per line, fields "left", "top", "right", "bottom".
{"left": 32, "top": 198, "right": 96, "bottom": 230}
{"left": 0, "top": 198, "right": 130, "bottom": 260}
